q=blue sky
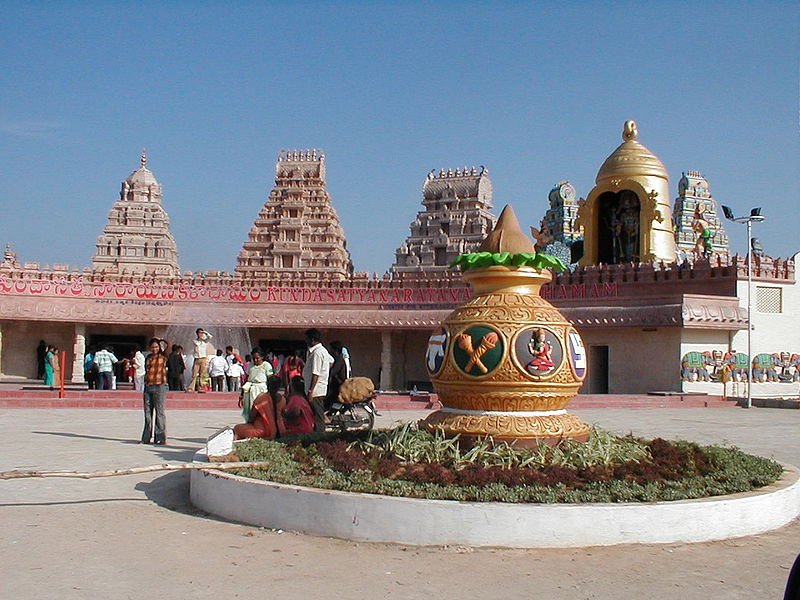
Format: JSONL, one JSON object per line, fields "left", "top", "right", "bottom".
{"left": 0, "top": 2, "right": 797, "bottom": 275}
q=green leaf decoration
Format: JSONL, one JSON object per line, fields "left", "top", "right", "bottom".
{"left": 451, "top": 251, "right": 567, "bottom": 272}
{"left": 511, "top": 252, "right": 537, "bottom": 266}
{"left": 532, "top": 253, "right": 568, "bottom": 272}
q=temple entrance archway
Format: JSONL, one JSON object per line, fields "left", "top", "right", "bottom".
{"left": 596, "top": 190, "right": 641, "bottom": 264}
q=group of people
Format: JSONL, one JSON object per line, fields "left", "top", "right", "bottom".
{"left": 82, "top": 345, "right": 136, "bottom": 391}
{"left": 127, "top": 327, "right": 353, "bottom": 445}
{"left": 36, "top": 329, "right": 355, "bottom": 445}
{"left": 233, "top": 328, "right": 353, "bottom": 441}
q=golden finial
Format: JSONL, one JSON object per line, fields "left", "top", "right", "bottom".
{"left": 622, "top": 120, "right": 638, "bottom": 141}
{"left": 140, "top": 148, "right": 147, "bottom": 169}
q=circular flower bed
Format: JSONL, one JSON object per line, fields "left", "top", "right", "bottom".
{"left": 229, "top": 424, "right": 783, "bottom": 504}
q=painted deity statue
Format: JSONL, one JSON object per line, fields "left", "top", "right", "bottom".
{"left": 692, "top": 205, "right": 713, "bottom": 259}
{"left": 527, "top": 328, "right": 555, "bottom": 373}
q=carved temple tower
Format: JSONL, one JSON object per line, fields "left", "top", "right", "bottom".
{"left": 534, "top": 181, "right": 584, "bottom": 265}
{"left": 235, "top": 150, "right": 352, "bottom": 282}
{"left": 672, "top": 170, "right": 730, "bottom": 263}
{"left": 391, "top": 166, "right": 495, "bottom": 278}
{"left": 92, "top": 151, "right": 180, "bottom": 277}
{"left": 576, "top": 120, "right": 677, "bottom": 266}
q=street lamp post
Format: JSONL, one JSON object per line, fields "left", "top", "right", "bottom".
{"left": 721, "top": 206, "right": 766, "bottom": 409}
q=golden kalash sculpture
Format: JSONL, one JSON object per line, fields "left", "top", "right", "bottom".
{"left": 421, "top": 205, "right": 590, "bottom": 446}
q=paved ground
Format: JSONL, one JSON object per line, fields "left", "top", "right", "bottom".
{"left": 1, "top": 406, "right": 799, "bottom": 599}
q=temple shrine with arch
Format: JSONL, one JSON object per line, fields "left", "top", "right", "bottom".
{"left": 1, "top": 122, "right": 797, "bottom": 395}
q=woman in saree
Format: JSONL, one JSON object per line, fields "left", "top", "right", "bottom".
{"left": 44, "top": 345, "right": 55, "bottom": 387}
{"left": 233, "top": 392, "right": 276, "bottom": 440}
{"left": 51, "top": 347, "right": 61, "bottom": 388}
{"left": 238, "top": 349, "right": 273, "bottom": 420}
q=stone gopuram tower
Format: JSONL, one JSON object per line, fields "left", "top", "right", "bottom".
{"left": 92, "top": 151, "right": 180, "bottom": 277}
{"left": 576, "top": 121, "right": 677, "bottom": 266}
{"left": 672, "top": 170, "right": 730, "bottom": 263}
{"left": 235, "top": 150, "right": 352, "bottom": 282}
{"left": 392, "top": 166, "right": 495, "bottom": 279}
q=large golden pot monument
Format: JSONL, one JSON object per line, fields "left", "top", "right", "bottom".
{"left": 421, "top": 205, "right": 590, "bottom": 446}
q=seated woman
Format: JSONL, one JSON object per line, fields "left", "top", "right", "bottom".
{"left": 233, "top": 391, "right": 277, "bottom": 441}
{"left": 277, "top": 376, "right": 315, "bottom": 436}
{"left": 239, "top": 348, "right": 272, "bottom": 421}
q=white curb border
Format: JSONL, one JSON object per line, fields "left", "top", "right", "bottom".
{"left": 189, "top": 452, "right": 800, "bottom": 548}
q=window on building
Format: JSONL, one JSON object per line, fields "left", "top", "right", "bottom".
{"left": 756, "top": 286, "right": 782, "bottom": 313}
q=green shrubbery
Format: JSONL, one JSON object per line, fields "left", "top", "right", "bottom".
{"left": 231, "top": 424, "right": 783, "bottom": 504}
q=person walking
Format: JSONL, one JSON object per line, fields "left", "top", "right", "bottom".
{"left": 94, "top": 345, "right": 118, "bottom": 390}
{"left": 342, "top": 345, "right": 352, "bottom": 379}
{"left": 132, "top": 347, "right": 146, "bottom": 391}
{"left": 207, "top": 349, "right": 228, "bottom": 392}
{"left": 166, "top": 345, "right": 185, "bottom": 391}
{"left": 84, "top": 346, "right": 98, "bottom": 390}
{"left": 189, "top": 328, "right": 213, "bottom": 392}
{"left": 226, "top": 358, "right": 244, "bottom": 392}
{"left": 141, "top": 338, "right": 168, "bottom": 445}
{"left": 302, "top": 328, "right": 333, "bottom": 432}
{"left": 326, "top": 341, "right": 348, "bottom": 409}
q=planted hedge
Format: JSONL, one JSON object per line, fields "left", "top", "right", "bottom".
{"left": 230, "top": 425, "right": 783, "bottom": 504}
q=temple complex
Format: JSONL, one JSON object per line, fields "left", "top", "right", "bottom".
{"left": 92, "top": 151, "right": 180, "bottom": 277}
{"left": 235, "top": 149, "right": 352, "bottom": 283}
{"left": 1, "top": 121, "right": 797, "bottom": 396}
{"left": 391, "top": 166, "right": 495, "bottom": 282}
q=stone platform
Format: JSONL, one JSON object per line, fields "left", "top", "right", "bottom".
{"left": 0, "top": 389, "right": 739, "bottom": 410}
{"left": 190, "top": 455, "right": 800, "bottom": 548}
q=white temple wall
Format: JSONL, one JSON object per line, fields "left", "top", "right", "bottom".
{"left": 578, "top": 327, "right": 682, "bottom": 394}
{"left": 680, "top": 328, "right": 731, "bottom": 356}
{"left": 733, "top": 266, "right": 800, "bottom": 357}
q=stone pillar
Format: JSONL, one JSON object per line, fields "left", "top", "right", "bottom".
{"left": 0, "top": 321, "right": 4, "bottom": 377}
{"left": 71, "top": 324, "right": 86, "bottom": 383}
{"left": 380, "top": 331, "right": 393, "bottom": 391}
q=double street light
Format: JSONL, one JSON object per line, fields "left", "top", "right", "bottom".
{"left": 721, "top": 205, "right": 766, "bottom": 409}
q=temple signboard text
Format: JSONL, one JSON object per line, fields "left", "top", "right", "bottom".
{"left": 541, "top": 282, "right": 619, "bottom": 300}
{"left": 0, "top": 276, "right": 471, "bottom": 307}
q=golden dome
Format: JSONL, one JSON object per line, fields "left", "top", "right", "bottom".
{"left": 596, "top": 120, "right": 668, "bottom": 183}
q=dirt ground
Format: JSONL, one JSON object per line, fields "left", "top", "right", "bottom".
{"left": 1, "top": 407, "right": 798, "bottom": 599}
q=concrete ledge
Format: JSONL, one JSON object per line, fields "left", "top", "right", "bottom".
{"left": 189, "top": 453, "right": 800, "bottom": 548}
{"left": 739, "top": 397, "right": 800, "bottom": 409}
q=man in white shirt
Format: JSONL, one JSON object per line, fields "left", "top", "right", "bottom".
{"left": 94, "top": 346, "right": 118, "bottom": 391}
{"left": 132, "top": 348, "right": 146, "bottom": 391}
{"left": 189, "top": 328, "right": 213, "bottom": 392}
{"left": 206, "top": 349, "right": 228, "bottom": 392}
{"left": 302, "top": 328, "right": 333, "bottom": 432}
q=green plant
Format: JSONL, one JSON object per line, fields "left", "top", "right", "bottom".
{"left": 230, "top": 430, "right": 783, "bottom": 504}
